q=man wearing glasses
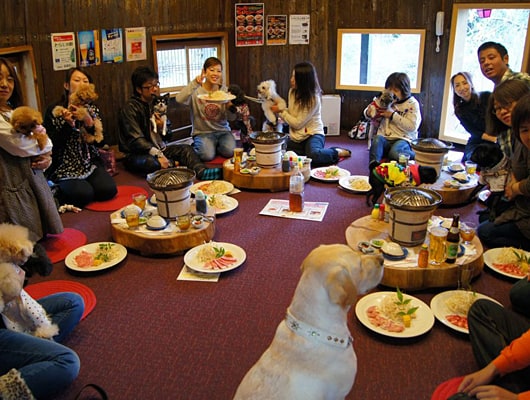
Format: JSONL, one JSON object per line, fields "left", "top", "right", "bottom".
{"left": 119, "top": 66, "right": 222, "bottom": 180}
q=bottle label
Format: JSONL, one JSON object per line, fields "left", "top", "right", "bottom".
{"left": 446, "top": 243, "right": 459, "bottom": 259}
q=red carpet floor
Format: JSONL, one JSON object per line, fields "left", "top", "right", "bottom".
{"left": 29, "top": 135, "right": 518, "bottom": 400}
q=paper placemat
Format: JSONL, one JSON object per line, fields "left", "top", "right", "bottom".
{"left": 259, "top": 199, "right": 328, "bottom": 222}
{"left": 177, "top": 265, "right": 220, "bottom": 282}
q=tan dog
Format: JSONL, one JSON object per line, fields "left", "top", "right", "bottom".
{"left": 0, "top": 223, "right": 35, "bottom": 266}
{"left": 10, "top": 106, "right": 49, "bottom": 151}
{"left": 52, "top": 83, "right": 104, "bottom": 143}
{"left": 233, "top": 244, "right": 383, "bottom": 400}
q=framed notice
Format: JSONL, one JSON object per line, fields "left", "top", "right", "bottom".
{"left": 235, "top": 3, "right": 264, "bottom": 47}
{"left": 51, "top": 32, "right": 76, "bottom": 71}
{"left": 77, "top": 30, "right": 101, "bottom": 66}
{"left": 101, "top": 28, "right": 124, "bottom": 64}
{"left": 289, "top": 14, "right": 310, "bottom": 45}
{"left": 125, "top": 27, "right": 147, "bottom": 61}
{"left": 266, "top": 15, "right": 287, "bottom": 45}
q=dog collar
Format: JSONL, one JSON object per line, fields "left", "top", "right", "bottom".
{"left": 285, "top": 309, "right": 352, "bottom": 348}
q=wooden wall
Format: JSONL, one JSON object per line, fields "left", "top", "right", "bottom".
{"left": 0, "top": 0, "right": 517, "bottom": 145}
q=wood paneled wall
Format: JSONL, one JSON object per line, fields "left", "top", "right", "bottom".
{"left": 0, "top": 0, "right": 512, "bottom": 144}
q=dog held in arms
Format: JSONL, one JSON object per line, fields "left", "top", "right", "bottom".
{"left": 364, "top": 89, "right": 395, "bottom": 149}
{"left": 470, "top": 143, "right": 511, "bottom": 221}
{"left": 256, "top": 79, "right": 286, "bottom": 132}
{"left": 233, "top": 244, "right": 383, "bottom": 400}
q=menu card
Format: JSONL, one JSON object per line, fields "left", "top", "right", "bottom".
{"left": 259, "top": 199, "right": 328, "bottom": 222}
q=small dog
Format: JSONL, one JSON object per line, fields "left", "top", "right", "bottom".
{"left": 365, "top": 90, "right": 395, "bottom": 149}
{"left": 228, "top": 84, "right": 254, "bottom": 152}
{"left": 151, "top": 93, "right": 170, "bottom": 136}
{"left": 52, "top": 83, "right": 104, "bottom": 144}
{"left": 470, "top": 143, "right": 511, "bottom": 221}
{"left": 10, "top": 106, "right": 50, "bottom": 151}
{"left": 233, "top": 244, "right": 383, "bottom": 400}
{"left": 257, "top": 79, "right": 286, "bottom": 132}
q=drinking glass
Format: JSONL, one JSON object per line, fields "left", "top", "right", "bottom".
{"left": 465, "top": 161, "right": 477, "bottom": 175}
{"left": 132, "top": 193, "right": 147, "bottom": 210}
{"left": 457, "top": 264, "right": 474, "bottom": 290}
{"left": 459, "top": 221, "right": 476, "bottom": 245}
{"left": 428, "top": 226, "right": 448, "bottom": 265}
{"left": 123, "top": 206, "right": 140, "bottom": 229}
{"left": 177, "top": 213, "right": 191, "bottom": 231}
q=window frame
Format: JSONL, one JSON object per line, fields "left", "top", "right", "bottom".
{"left": 152, "top": 32, "right": 229, "bottom": 94}
{"left": 335, "top": 28, "right": 426, "bottom": 93}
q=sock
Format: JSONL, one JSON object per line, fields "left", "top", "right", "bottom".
{"left": 199, "top": 168, "right": 223, "bottom": 181}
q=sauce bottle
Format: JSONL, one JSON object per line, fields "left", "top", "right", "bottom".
{"left": 195, "top": 190, "right": 207, "bottom": 214}
{"left": 371, "top": 203, "right": 380, "bottom": 220}
{"left": 418, "top": 244, "right": 429, "bottom": 268}
{"left": 445, "top": 213, "right": 460, "bottom": 264}
{"left": 289, "top": 163, "right": 304, "bottom": 212}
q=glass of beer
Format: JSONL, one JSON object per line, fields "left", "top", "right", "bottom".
{"left": 233, "top": 147, "right": 244, "bottom": 172}
{"left": 132, "top": 193, "right": 147, "bottom": 210}
{"left": 123, "top": 206, "right": 141, "bottom": 229}
{"left": 465, "top": 161, "right": 477, "bottom": 175}
{"left": 460, "top": 221, "right": 476, "bottom": 245}
{"left": 428, "top": 226, "right": 448, "bottom": 265}
{"left": 177, "top": 213, "right": 191, "bottom": 231}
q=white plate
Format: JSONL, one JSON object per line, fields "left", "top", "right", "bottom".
{"left": 483, "top": 247, "right": 529, "bottom": 279}
{"left": 197, "top": 93, "right": 236, "bottom": 103}
{"left": 355, "top": 291, "right": 435, "bottom": 338}
{"left": 190, "top": 180, "right": 234, "bottom": 196}
{"left": 184, "top": 242, "right": 246, "bottom": 273}
{"left": 310, "top": 166, "right": 350, "bottom": 182}
{"left": 65, "top": 242, "right": 127, "bottom": 272}
{"left": 449, "top": 163, "right": 465, "bottom": 172}
{"left": 478, "top": 189, "right": 490, "bottom": 203}
{"left": 207, "top": 194, "right": 239, "bottom": 215}
{"left": 339, "top": 175, "right": 371, "bottom": 193}
{"left": 430, "top": 290, "right": 502, "bottom": 334}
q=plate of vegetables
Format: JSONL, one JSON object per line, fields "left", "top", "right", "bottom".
{"left": 310, "top": 166, "right": 350, "bottom": 182}
{"left": 65, "top": 242, "right": 127, "bottom": 272}
{"left": 184, "top": 241, "right": 246, "bottom": 273}
{"left": 483, "top": 247, "right": 530, "bottom": 279}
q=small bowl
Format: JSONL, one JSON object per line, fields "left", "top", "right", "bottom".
{"left": 370, "top": 238, "right": 385, "bottom": 249}
{"left": 249, "top": 167, "right": 261, "bottom": 175}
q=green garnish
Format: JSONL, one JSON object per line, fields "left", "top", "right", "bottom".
{"left": 213, "top": 246, "right": 225, "bottom": 258}
{"left": 395, "top": 287, "right": 419, "bottom": 317}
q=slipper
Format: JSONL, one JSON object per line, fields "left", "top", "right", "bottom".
{"left": 332, "top": 147, "right": 352, "bottom": 158}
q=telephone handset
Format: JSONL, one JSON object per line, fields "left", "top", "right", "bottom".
{"left": 435, "top": 11, "right": 444, "bottom": 52}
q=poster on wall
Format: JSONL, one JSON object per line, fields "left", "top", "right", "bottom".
{"left": 289, "top": 14, "right": 310, "bottom": 45}
{"left": 101, "top": 28, "right": 124, "bottom": 64}
{"left": 266, "top": 15, "right": 287, "bottom": 45}
{"left": 51, "top": 32, "right": 76, "bottom": 71}
{"left": 77, "top": 30, "right": 101, "bottom": 66}
{"left": 235, "top": 3, "right": 264, "bottom": 47}
{"left": 125, "top": 27, "right": 147, "bottom": 61}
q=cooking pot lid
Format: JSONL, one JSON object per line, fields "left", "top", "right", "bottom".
{"left": 146, "top": 168, "right": 196, "bottom": 190}
{"left": 411, "top": 138, "right": 453, "bottom": 153}
{"left": 249, "top": 131, "right": 286, "bottom": 144}
{"left": 385, "top": 187, "right": 442, "bottom": 209}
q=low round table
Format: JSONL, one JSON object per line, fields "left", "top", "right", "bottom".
{"left": 222, "top": 159, "right": 291, "bottom": 192}
{"left": 110, "top": 207, "right": 215, "bottom": 256}
{"left": 421, "top": 170, "right": 479, "bottom": 206}
{"left": 345, "top": 215, "right": 484, "bottom": 290}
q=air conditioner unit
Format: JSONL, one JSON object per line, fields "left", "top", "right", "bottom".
{"left": 321, "top": 95, "right": 341, "bottom": 136}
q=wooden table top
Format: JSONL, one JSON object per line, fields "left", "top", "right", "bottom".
{"left": 421, "top": 169, "right": 479, "bottom": 206}
{"left": 222, "top": 159, "right": 291, "bottom": 192}
{"left": 345, "top": 215, "right": 484, "bottom": 290}
{"left": 110, "top": 206, "right": 215, "bottom": 256}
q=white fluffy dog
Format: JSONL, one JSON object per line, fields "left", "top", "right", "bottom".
{"left": 0, "top": 223, "right": 59, "bottom": 339}
{"left": 257, "top": 79, "right": 286, "bottom": 132}
{"left": 233, "top": 244, "right": 383, "bottom": 400}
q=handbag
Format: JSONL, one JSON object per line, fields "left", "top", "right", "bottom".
{"left": 348, "top": 118, "right": 370, "bottom": 140}
{"left": 98, "top": 147, "right": 117, "bottom": 176}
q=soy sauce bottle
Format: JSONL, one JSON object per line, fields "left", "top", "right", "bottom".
{"left": 445, "top": 214, "right": 460, "bottom": 264}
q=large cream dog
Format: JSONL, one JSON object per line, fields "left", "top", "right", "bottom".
{"left": 233, "top": 244, "right": 383, "bottom": 400}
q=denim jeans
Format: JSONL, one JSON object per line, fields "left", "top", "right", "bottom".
{"left": 286, "top": 135, "right": 339, "bottom": 168}
{"left": 193, "top": 131, "right": 236, "bottom": 161}
{"left": 477, "top": 220, "right": 529, "bottom": 250}
{"left": 369, "top": 136, "right": 414, "bottom": 166}
{"left": 0, "top": 292, "right": 84, "bottom": 398}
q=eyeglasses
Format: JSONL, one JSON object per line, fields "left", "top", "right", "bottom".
{"left": 492, "top": 102, "right": 515, "bottom": 115}
{"left": 141, "top": 81, "right": 160, "bottom": 90}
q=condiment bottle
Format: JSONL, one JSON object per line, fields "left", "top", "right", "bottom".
{"left": 371, "top": 203, "right": 380, "bottom": 220}
{"left": 282, "top": 153, "right": 291, "bottom": 172}
{"left": 418, "top": 244, "right": 429, "bottom": 268}
{"left": 445, "top": 213, "right": 460, "bottom": 264}
{"left": 195, "top": 190, "right": 208, "bottom": 214}
{"left": 379, "top": 203, "right": 385, "bottom": 221}
{"left": 289, "top": 163, "right": 304, "bottom": 212}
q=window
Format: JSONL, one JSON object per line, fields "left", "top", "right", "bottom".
{"left": 336, "top": 29, "right": 426, "bottom": 93}
{"left": 439, "top": 5, "right": 530, "bottom": 144}
{"left": 152, "top": 32, "right": 229, "bottom": 93}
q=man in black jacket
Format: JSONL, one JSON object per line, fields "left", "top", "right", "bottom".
{"left": 119, "top": 66, "right": 222, "bottom": 180}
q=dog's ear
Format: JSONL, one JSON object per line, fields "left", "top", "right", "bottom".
{"left": 326, "top": 266, "right": 358, "bottom": 307}
{"left": 356, "top": 254, "right": 384, "bottom": 294}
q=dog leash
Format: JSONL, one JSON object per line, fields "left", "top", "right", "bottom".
{"left": 244, "top": 95, "right": 264, "bottom": 104}
{"left": 285, "top": 309, "right": 352, "bottom": 348}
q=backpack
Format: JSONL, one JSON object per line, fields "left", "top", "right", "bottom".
{"left": 348, "top": 117, "right": 370, "bottom": 140}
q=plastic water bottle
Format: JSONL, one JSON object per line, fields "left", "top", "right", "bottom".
{"left": 289, "top": 163, "right": 304, "bottom": 212}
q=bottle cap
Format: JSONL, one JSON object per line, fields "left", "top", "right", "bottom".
{"left": 196, "top": 190, "right": 205, "bottom": 200}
